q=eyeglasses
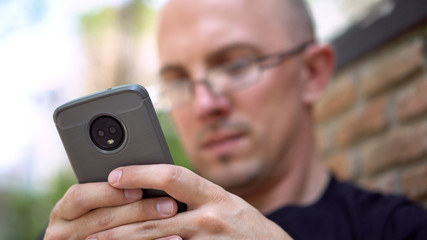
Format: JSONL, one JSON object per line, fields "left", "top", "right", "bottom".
{"left": 159, "top": 41, "right": 313, "bottom": 110}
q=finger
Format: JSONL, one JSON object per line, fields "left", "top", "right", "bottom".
{"left": 108, "top": 165, "right": 225, "bottom": 207}
{"left": 46, "top": 197, "right": 176, "bottom": 240}
{"left": 86, "top": 213, "right": 189, "bottom": 240}
{"left": 74, "top": 197, "right": 178, "bottom": 239}
{"left": 155, "top": 236, "right": 183, "bottom": 240}
{"left": 55, "top": 182, "right": 142, "bottom": 220}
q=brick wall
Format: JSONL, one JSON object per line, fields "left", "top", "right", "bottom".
{"left": 315, "top": 23, "right": 427, "bottom": 207}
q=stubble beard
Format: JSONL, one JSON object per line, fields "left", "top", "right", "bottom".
{"left": 196, "top": 153, "right": 267, "bottom": 197}
{"left": 191, "top": 118, "right": 268, "bottom": 196}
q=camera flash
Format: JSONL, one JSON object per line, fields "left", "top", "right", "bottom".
{"left": 107, "top": 139, "right": 115, "bottom": 145}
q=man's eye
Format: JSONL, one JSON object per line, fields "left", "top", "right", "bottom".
{"left": 161, "top": 70, "right": 188, "bottom": 82}
{"left": 223, "top": 59, "right": 253, "bottom": 75}
{"left": 163, "top": 78, "right": 191, "bottom": 90}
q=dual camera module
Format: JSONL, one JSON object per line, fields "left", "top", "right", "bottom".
{"left": 89, "top": 116, "right": 125, "bottom": 151}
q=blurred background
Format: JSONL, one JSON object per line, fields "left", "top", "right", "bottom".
{"left": 1, "top": 0, "right": 426, "bottom": 239}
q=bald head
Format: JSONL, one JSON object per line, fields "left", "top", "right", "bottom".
{"left": 276, "top": 0, "right": 315, "bottom": 41}
{"left": 158, "top": 0, "right": 315, "bottom": 45}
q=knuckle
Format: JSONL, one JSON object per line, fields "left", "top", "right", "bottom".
{"left": 44, "top": 226, "right": 70, "bottom": 240}
{"left": 196, "top": 208, "right": 226, "bottom": 233}
{"left": 208, "top": 187, "right": 228, "bottom": 203}
{"left": 49, "top": 203, "right": 61, "bottom": 221}
{"left": 97, "top": 228, "right": 119, "bottom": 240}
{"left": 65, "top": 184, "right": 85, "bottom": 208}
{"left": 161, "top": 165, "right": 184, "bottom": 187}
{"left": 136, "top": 221, "right": 158, "bottom": 237}
{"left": 131, "top": 200, "right": 153, "bottom": 220}
{"left": 92, "top": 208, "right": 114, "bottom": 229}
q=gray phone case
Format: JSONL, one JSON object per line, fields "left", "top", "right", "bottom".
{"left": 53, "top": 84, "right": 181, "bottom": 202}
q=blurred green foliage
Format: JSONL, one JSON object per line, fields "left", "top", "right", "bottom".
{"left": 80, "top": 7, "right": 117, "bottom": 35}
{"left": 80, "top": 0, "right": 156, "bottom": 37}
{"left": 0, "top": 170, "right": 76, "bottom": 240}
{"left": 158, "top": 111, "right": 193, "bottom": 169}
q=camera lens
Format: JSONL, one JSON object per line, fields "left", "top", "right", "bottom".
{"left": 97, "top": 130, "right": 105, "bottom": 137}
{"left": 90, "top": 116, "right": 124, "bottom": 151}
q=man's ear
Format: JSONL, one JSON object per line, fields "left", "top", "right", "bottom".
{"left": 301, "top": 43, "right": 335, "bottom": 104}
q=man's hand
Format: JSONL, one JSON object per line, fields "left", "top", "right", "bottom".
{"left": 44, "top": 182, "right": 179, "bottom": 240}
{"left": 87, "top": 164, "right": 292, "bottom": 240}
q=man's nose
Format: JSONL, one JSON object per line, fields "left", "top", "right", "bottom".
{"left": 192, "top": 82, "right": 232, "bottom": 120}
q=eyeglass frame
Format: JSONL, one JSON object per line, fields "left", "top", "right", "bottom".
{"left": 159, "top": 40, "right": 315, "bottom": 110}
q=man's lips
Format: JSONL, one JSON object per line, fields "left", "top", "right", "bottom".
{"left": 200, "top": 131, "right": 247, "bottom": 155}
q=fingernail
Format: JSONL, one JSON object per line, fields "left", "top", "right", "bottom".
{"left": 157, "top": 199, "right": 174, "bottom": 216}
{"left": 87, "top": 237, "right": 97, "bottom": 240}
{"left": 109, "top": 168, "right": 122, "bottom": 185}
{"left": 124, "top": 189, "right": 142, "bottom": 201}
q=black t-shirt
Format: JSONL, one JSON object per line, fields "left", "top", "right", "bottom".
{"left": 267, "top": 176, "right": 427, "bottom": 240}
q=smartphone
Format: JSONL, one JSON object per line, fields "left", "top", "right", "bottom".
{"left": 53, "top": 84, "right": 186, "bottom": 211}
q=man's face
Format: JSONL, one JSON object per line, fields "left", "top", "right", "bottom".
{"left": 157, "top": 0, "right": 309, "bottom": 195}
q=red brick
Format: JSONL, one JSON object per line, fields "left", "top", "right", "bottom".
{"left": 325, "top": 151, "right": 353, "bottom": 180}
{"left": 314, "top": 72, "right": 356, "bottom": 122}
{"left": 335, "top": 97, "right": 387, "bottom": 147}
{"left": 402, "top": 162, "right": 427, "bottom": 201}
{"left": 395, "top": 73, "right": 427, "bottom": 122}
{"left": 360, "top": 38, "right": 425, "bottom": 97}
{"left": 361, "top": 123, "right": 427, "bottom": 176}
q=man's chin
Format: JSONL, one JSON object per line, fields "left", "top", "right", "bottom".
{"left": 199, "top": 163, "right": 263, "bottom": 195}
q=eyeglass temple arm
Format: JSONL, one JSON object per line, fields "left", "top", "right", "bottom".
{"left": 258, "top": 40, "right": 314, "bottom": 69}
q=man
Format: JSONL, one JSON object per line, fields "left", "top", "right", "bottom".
{"left": 44, "top": 0, "right": 427, "bottom": 239}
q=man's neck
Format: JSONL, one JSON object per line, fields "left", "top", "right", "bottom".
{"left": 242, "top": 122, "right": 330, "bottom": 214}
{"left": 248, "top": 155, "right": 329, "bottom": 215}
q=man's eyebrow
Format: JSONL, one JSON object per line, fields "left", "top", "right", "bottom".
{"left": 206, "top": 43, "right": 260, "bottom": 63}
{"left": 158, "top": 43, "right": 260, "bottom": 75}
{"left": 159, "top": 65, "right": 185, "bottom": 75}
